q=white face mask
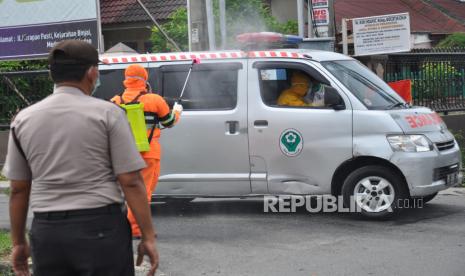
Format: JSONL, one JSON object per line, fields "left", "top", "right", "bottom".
{"left": 91, "top": 74, "right": 101, "bottom": 96}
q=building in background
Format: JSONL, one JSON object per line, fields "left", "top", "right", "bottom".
{"left": 334, "top": 0, "right": 465, "bottom": 51}
{"left": 98, "top": 0, "right": 465, "bottom": 54}
{"left": 100, "top": 0, "right": 185, "bottom": 53}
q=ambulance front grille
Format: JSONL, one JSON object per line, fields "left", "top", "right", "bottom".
{"left": 433, "top": 163, "right": 459, "bottom": 181}
{"left": 435, "top": 140, "right": 455, "bottom": 151}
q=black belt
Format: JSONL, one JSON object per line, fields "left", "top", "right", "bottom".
{"left": 34, "top": 203, "right": 123, "bottom": 220}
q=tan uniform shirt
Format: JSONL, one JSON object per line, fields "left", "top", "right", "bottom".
{"left": 2, "top": 86, "right": 146, "bottom": 212}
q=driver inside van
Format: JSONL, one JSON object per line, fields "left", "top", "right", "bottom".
{"left": 277, "top": 71, "right": 314, "bottom": 107}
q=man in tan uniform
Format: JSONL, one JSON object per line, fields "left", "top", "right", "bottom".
{"left": 3, "top": 40, "right": 158, "bottom": 276}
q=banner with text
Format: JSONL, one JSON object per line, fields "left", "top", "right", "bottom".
{"left": 353, "top": 13, "right": 411, "bottom": 56}
{"left": 0, "top": 0, "right": 99, "bottom": 60}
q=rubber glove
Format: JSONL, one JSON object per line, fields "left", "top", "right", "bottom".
{"left": 173, "top": 102, "right": 183, "bottom": 115}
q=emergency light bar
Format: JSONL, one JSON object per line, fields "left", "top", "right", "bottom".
{"left": 236, "top": 32, "right": 303, "bottom": 50}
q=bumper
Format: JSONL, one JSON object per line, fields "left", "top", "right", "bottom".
{"left": 390, "top": 144, "right": 463, "bottom": 197}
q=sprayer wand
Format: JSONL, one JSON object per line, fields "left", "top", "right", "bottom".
{"left": 177, "top": 58, "right": 200, "bottom": 103}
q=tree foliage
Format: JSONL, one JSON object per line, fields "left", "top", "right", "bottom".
{"left": 151, "top": 0, "right": 298, "bottom": 52}
{"left": 151, "top": 8, "right": 189, "bottom": 53}
{"left": 0, "top": 60, "right": 47, "bottom": 72}
{"left": 436, "top": 32, "right": 465, "bottom": 48}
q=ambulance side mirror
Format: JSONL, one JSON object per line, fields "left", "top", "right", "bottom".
{"left": 324, "top": 87, "right": 345, "bottom": 110}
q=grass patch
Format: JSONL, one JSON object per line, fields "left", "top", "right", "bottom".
{"left": 0, "top": 230, "right": 12, "bottom": 261}
{"left": 1, "top": 188, "right": 10, "bottom": 196}
{"left": 0, "top": 174, "right": 9, "bottom": 196}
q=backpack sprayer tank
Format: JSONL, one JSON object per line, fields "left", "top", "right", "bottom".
{"left": 121, "top": 102, "right": 151, "bottom": 152}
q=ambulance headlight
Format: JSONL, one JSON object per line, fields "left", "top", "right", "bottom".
{"left": 387, "top": 135, "right": 433, "bottom": 152}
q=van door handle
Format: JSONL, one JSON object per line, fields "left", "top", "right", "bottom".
{"left": 254, "top": 120, "right": 268, "bottom": 127}
{"left": 226, "top": 121, "right": 239, "bottom": 134}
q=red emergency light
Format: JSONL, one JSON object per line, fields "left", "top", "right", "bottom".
{"left": 236, "top": 32, "right": 303, "bottom": 50}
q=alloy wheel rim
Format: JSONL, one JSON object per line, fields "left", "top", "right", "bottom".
{"left": 353, "top": 176, "right": 395, "bottom": 213}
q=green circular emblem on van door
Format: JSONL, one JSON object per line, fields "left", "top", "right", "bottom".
{"left": 279, "top": 129, "right": 303, "bottom": 157}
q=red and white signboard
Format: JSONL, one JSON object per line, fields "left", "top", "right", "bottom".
{"left": 313, "top": 8, "right": 329, "bottom": 26}
{"left": 312, "top": 0, "right": 328, "bottom": 8}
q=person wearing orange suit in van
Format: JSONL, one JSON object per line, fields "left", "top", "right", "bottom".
{"left": 112, "top": 64, "right": 182, "bottom": 238}
{"left": 277, "top": 71, "right": 314, "bottom": 107}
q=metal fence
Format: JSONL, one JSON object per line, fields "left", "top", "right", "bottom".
{"left": 0, "top": 70, "right": 52, "bottom": 129}
{"left": 384, "top": 49, "right": 465, "bottom": 112}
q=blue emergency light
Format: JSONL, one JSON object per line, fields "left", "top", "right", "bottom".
{"left": 236, "top": 32, "right": 303, "bottom": 49}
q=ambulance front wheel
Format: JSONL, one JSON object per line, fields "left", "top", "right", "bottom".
{"left": 341, "top": 165, "right": 408, "bottom": 219}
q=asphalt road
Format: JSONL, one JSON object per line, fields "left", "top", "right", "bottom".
{"left": 152, "top": 189, "right": 465, "bottom": 276}
{"left": 1, "top": 189, "right": 465, "bottom": 276}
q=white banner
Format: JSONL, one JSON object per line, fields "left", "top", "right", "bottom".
{"left": 353, "top": 13, "right": 411, "bottom": 56}
{"left": 0, "top": 0, "right": 100, "bottom": 60}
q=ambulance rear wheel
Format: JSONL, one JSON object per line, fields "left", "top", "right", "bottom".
{"left": 342, "top": 165, "right": 408, "bottom": 219}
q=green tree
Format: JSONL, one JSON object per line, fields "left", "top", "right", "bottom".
{"left": 436, "top": 32, "right": 465, "bottom": 48}
{"left": 419, "top": 61, "right": 461, "bottom": 99}
{"left": 151, "top": 8, "right": 189, "bottom": 52}
{"left": 151, "top": 0, "right": 298, "bottom": 52}
{"left": 0, "top": 60, "right": 47, "bottom": 72}
{"left": 0, "top": 60, "right": 50, "bottom": 125}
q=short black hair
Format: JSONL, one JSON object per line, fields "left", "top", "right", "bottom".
{"left": 49, "top": 62, "right": 92, "bottom": 83}
{"left": 48, "top": 40, "right": 99, "bottom": 83}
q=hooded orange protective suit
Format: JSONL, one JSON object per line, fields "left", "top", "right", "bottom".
{"left": 277, "top": 72, "right": 312, "bottom": 107}
{"left": 111, "top": 64, "right": 179, "bottom": 238}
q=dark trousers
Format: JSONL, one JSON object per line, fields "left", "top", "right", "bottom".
{"left": 30, "top": 204, "right": 134, "bottom": 276}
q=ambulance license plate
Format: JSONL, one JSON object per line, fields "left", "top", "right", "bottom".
{"left": 446, "top": 172, "right": 458, "bottom": 186}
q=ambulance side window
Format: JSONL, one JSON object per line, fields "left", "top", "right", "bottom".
{"left": 160, "top": 63, "right": 239, "bottom": 110}
{"left": 258, "top": 67, "right": 332, "bottom": 109}
{"left": 94, "top": 69, "right": 126, "bottom": 100}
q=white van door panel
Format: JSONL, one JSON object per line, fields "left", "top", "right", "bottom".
{"left": 155, "top": 61, "right": 251, "bottom": 196}
{"left": 247, "top": 59, "right": 353, "bottom": 195}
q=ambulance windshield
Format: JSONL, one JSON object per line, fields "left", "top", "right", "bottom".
{"left": 322, "top": 60, "right": 407, "bottom": 110}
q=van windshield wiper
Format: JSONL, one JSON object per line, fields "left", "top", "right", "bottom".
{"left": 386, "top": 102, "right": 405, "bottom": 110}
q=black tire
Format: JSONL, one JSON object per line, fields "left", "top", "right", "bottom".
{"left": 341, "top": 165, "right": 408, "bottom": 219}
{"left": 411, "top": 192, "right": 438, "bottom": 205}
{"left": 421, "top": 192, "right": 438, "bottom": 203}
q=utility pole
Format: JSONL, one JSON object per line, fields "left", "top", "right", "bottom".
{"left": 297, "top": 0, "right": 305, "bottom": 37}
{"left": 307, "top": 0, "right": 313, "bottom": 38}
{"left": 187, "top": 0, "right": 192, "bottom": 51}
{"left": 342, "top": 18, "right": 348, "bottom": 55}
{"left": 188, "top": 0, "right": 210, "bottom": 51}
{"left": 327, "top": 0, "right": 335, "bottom": 37}
{"left": 205, "top": 0, "right": 216, "bottom": 50}
{"left": 219, "top": 0, "right": 227, "bottom": 49}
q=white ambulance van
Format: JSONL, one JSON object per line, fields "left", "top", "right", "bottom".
{"left": 96, "top": 48, "right": 463, "bottom": 218}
